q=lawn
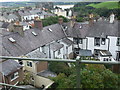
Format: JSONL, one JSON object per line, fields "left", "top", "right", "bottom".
{"left": 87, "top": 1, "right": 120, "bottom": 9}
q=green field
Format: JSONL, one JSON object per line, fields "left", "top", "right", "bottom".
{"left": 87, "top": 1, "right": 120, "bottom": 9}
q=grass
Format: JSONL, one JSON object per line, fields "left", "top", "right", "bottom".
{"left": 87, "top": 1, "right": 120, "bottom": 9}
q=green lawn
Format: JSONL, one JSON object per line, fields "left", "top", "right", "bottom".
{"left": 87, "top": 1, "right": 120, "bottom": 9}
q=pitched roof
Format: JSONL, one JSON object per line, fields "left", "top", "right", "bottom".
{"left": 50, "top": 42, "right": 63, "bottom": 52}
{"left": 61, "top": 38, "right": 73, "bottom": 46}
{"left": 87, "top": 20, "right": 119, "bottom": 37}
{"left": 1, "top": 24, "right": 65, "bottom": 56}
{"left": 0, "top": 60, "right": 22, "bottom": 76}
{"left": 65, "top": 22, "right": 89, "bottom": 38}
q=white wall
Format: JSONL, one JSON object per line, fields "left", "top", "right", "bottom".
{"left": 108, "top": 36, "right": 118, "bottom": 59}
{"left": 87, "top": 37, "right": 109, "bottom": 53}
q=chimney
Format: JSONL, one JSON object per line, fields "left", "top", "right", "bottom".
{"left": 13, "top": 25, "right": 24, "bottom": 36}
{"left": 70, "top": 16, "right": 76, "bottom": 28}
{"left": 58, "top": 18, "right": 63, "bottom": 25}
{"left": 34, "top": 18, "right": 43, "bottom": 30}
{"left": 89, "top": 14, "right": 94, "bottom": 26}
{"left": 15, "top": 21, "right": 20, "bottom": 25}
{"left": 109, "top": 13, "right": 115, "bottom": 24}
{"left": 8, "top": 21, "right": 24, "bottom": 36}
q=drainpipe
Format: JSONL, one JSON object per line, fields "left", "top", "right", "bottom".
{"left": 86, "top": 38, "right": 88, "bottom": 50}
{"left": 107, "top": 38, "right": 110, "bottom": 51}
{"left": 49, "top": 44, "right": 51, "bottom": 58}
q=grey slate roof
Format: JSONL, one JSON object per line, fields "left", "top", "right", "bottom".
{"left": 1, "top": 22, "right": 9, "bottom": 28}
{"left": 61, "top": 38, "right": 73, "bottom": 46}
{"left": 50, "top": 42, "right": 63, "bottom": 52}
{"left": 37, "top": 70, "right": 57, "bottom": 78}
{"left": 79, "top": 49, "right": 92, "bottom": 56}
{"left": 87, "top": 20, "right": 119, "bottom": 37}
{"left": 65, "top": 22, "right": 89, "bottom": 38}
{"left": 0, "top": 60, "right": 22, "bottom": 76}
{"left": 1, "top": 23, "right": 64, "bottom": 57}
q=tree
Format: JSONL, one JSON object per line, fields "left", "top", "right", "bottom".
{"left": 50, "top": 64, "right": 119, "bottom": 89}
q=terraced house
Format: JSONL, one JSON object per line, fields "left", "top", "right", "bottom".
{"left": 0, "top": 13, "right": 119, "bottom": 88}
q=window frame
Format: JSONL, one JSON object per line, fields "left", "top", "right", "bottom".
{"left": 94, "top": 37, "right": 100, "bottom": 46}
{"left": 101, "top": 38, "right": 106, "bottom": 45}
{"left": 27, "top": 61, "right": 32, "bottom": 67}
{"left": 11, "top": 72, "right": 19, "bottom": 81}
{"left": 117, "top": 38, "right": 120, "bottom": 46}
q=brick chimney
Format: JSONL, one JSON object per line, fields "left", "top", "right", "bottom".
{"left": 58, "top": 18, "right": 63, "bottom": 25}
{"left": 8, "top": 21, "right": 24, "bottom": 36}
{"left": 70, "top": 16, "right": 76, "bottom": 28}
{"left": 89, "top": 14, "right": 94, "bottom": 26}
{"left": 34, "top": 17, "right": 43, "bottom": 30}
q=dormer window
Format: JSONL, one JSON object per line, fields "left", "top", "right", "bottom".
{"left": 31, "top": 31, "right": 37, "bottom": 36}
{"left": 8, "top": 37, "right": 16, "bottom": 43}
{"left": 48, "top": 28, "right": 52, "bottom": 32}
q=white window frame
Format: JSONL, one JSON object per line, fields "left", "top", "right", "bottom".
{"left": 117, "top": 38, "right": 120, "bottom": 46}
{"left": 11, "top": 72, "right": 19, "bottom": 81}
{"left": 101, "top": 38, "right": 106, "bottom": 45}
{"left": 94, "top": 37, "right": 100, "bottom": 46}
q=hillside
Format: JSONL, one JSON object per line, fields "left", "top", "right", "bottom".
{"left": 87, "top": 1, "right": 120, "bottom": 9}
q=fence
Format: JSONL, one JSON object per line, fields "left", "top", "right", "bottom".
{"left": 0, "top": 56, "right": 120, "bottom": 89}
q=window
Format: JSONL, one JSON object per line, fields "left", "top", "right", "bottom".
{"left": 117, "top": 38, "right": 120, "bottom": 46}
{"left": 94, "top": 37, "right": 100, "bottom": 46}
{"left": 27, "top": 61, "right": 32, "bottom": 67}
{"left": 58, "top": 49, "right": 61, "bottom": 55}
{"left": 79, "top": 38, "right": 83, "bottom": 44}
{"left": 101, "top": 38, "right": 106, "bottom": 45}
{"left": 11, "top": 72, "right": 19, "bottom": 81}
{"left": 41, "top": 45, "right": 45, "bottom": 54}
{"left": 8, "top": 37, "right": 16, "bottom": 43}
{"left": 31, "top": 31, "right": 37, "bottom": 36}
{"left": 116, "top": 51, "right": 120, "bottom": 61}
{"left": 73, "top": 38, "right": 82, "bottom": 44}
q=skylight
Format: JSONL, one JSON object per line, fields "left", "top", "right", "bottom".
{"left": 8, "top": 37, "right": 16, "bottom": 43}
{"left": 48, "top": 28, "right": 53, "bottom": 32}
{"left": 31, "top": 32, "right": 37, "bottom": 36}
{"left": 79, "top": 25, "right": 82, "bottom": 29}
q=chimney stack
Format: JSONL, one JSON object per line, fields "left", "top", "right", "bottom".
{"left": 8, "top": 21, "right": 24, "bottom": 36}
{"left": 34, "top": 17, "right": 43, "bottom": 30}
{"left": 58, "top": 18, "right": 63, "bottom": 25}
{"left": 70, "top": 16, "right": 76, "bottom": 28}
{"left": 89, "top": 13, "right": 94, "bottom": 26}
{"left": 109, "top": 13, "right": 115, "bottom": 24}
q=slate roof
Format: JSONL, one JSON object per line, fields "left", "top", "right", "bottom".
{"left": 1, "top": 20, "right": 119, "bottom": 57}
{"left": 1, "top": 23, "right": 64, "bottom": 57}
{"left": 50, "top": 42, "right": 63, "bottom": 52}
{"left": 37, "top": 70, "right": 57, "bottom": 78}
{"left": 65, "top": 22, "right": 89, "bottom": 38}
{"left": 1, "top": 22, "right": 9, "bottom": 28}
{"left": 79, "top": 49, "right": 92, "bottom": 56}
{"left": 18, "top": 11, "right": 31, "bottom": 17}
{"left": 0, "top": 60, "right": 22, "bottom": 76}
{"left": 87, "top": 20, "right": 119, "bottom": 37}
{"left": 61, "top": 38, "right": 73, "bottom": 46}
{"left": 4, "top": 14, "right": 18, "bottom": 20}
